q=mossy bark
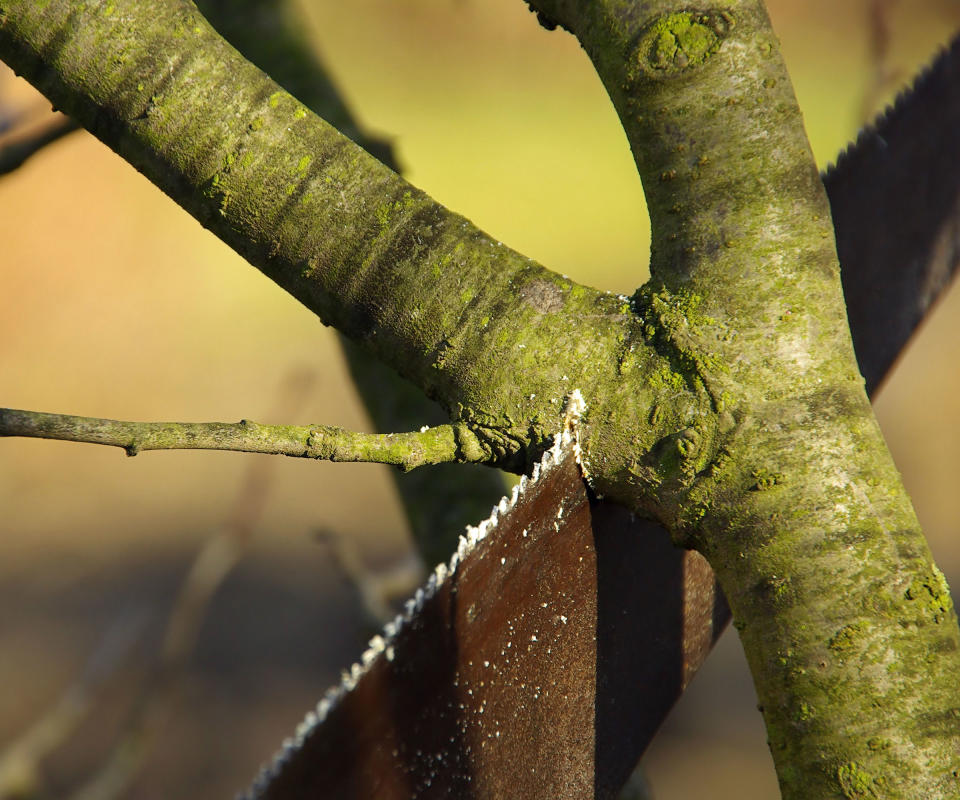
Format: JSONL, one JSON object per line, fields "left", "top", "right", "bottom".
{"left": 2, "top": 0, "right": 960, "bottom": 796}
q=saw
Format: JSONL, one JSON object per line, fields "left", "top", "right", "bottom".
{"left": 241, "top": 396, "right": 726, "bottom": 799}
{"left": 241, "top": 32, "right": 960, "bottom": 800}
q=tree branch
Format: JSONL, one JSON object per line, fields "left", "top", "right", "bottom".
{"left": 0, "top": 408, "right": 489, "bottom": 471}
{"left": 193, "top": 0, "right": 396, "bottom": 169}
{"left": 0, "top": 0, "right": 635, "bottom": 470}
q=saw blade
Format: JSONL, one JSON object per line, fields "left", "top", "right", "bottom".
{"left": 239, "top": 394, "right": 726, "bottom": 800}
{"left": 824, "top": 32, "right": 960, "bottom": 394}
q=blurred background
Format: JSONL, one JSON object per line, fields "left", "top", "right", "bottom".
{"left": 1, "top": 0, "right": 959, "bottom": 797}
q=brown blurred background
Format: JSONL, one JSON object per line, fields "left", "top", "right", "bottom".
{"left": 1, "top": 1, "right": 959, "bottom": 797}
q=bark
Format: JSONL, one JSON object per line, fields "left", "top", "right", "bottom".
{"left": 1, "top": 0, "right": 959, "bottom": 796}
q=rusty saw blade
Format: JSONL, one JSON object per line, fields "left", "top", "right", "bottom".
{"left": 240, "top": 397, "right": 727, "bottom": 800}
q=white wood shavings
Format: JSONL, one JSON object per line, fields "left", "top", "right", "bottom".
{"left": 477, "top": 518, "right": 493, "bottom": 540}
{"left": 543, "top": 441, "right": 559, "bottom": 467}
{"left": 238, "top": 390, "right": 590, "bottom": 800}
{"left": 316, "top": 697, "right": 332, "bottom": 719}
{"left": 457, "top": 533, "right": 471, "bottom": 560}
{"left": 295, "top": 712, "right": 318, "bottom": 740}
{"left": 467, "top": 525, "right": 482, "bottom": 547}
{"left": 564, "top": 389, "right": 588, "bottom": 476}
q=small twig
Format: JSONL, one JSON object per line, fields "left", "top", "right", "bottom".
{"left": 0, "top": 408, "right": 490, "bottom": 470}
{"left": 315, "top": 529, "right": 425, "bottom": 626}
{"left": 0, "top": 114, "right": 79, "bottom": 175}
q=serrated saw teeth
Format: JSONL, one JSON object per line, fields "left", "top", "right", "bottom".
{"left": 238, "top": 391, "right": 588, "bottom": 800}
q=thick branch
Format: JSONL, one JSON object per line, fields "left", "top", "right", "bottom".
{"left": 193, "top": 0, "right": 396, "bottom": 169}
{"left": 0, "top": 0, "right": 634, "bottom": 469}
{"left": 0, "top": 408, "right": 488, "bottom": 471}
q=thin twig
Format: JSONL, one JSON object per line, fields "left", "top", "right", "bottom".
{"left": 0, "top": 408, "right": 490, "bottom": 470}
{"left": 315, "top": 529, "right": 425, "bottom": 626}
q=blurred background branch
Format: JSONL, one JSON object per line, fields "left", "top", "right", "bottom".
{"left": 1, "top": 369, "right": 318, "bottom": 800}
{"left": 59, "top": 370, "right": 319, "bottom": 800}
{"left": 861, "top": 0, "right": 902, "bottom": 121}
{"left": 0, "top": 113, "right": 78, "bottom": 175}
{"left": 0, "top": 610, "right": 149, "bottom": 800}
